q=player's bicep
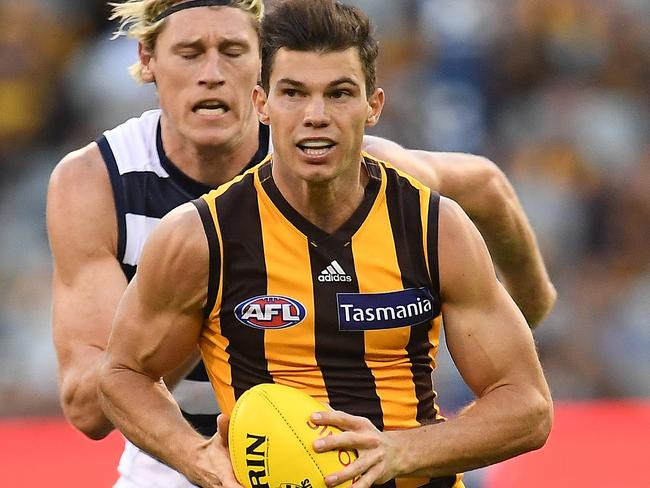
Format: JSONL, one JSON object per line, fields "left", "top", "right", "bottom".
{"left": 106, "top": 204, "right": 209, "bottom": 381}
{"left": 51, "top": 255, "right": 127, "bottom": 361}
{"left": 47, "top": 146, "right": 127, "bottom": 363}
{"left": 437, "top": 198, "right": 539, "bottom": 396}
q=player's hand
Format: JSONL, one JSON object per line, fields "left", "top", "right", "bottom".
{"left": 310, "top": 410, "right": 403, "bottom": 488}
{"left": 190, "top": 420, "right": 242, "bottom": 488}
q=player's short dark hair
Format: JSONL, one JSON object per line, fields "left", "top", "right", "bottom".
{"left": 260, "top": 0, "right": 378, "bottom": 95}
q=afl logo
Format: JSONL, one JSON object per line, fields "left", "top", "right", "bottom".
{"left": 234, "top": 295, "right": 307, "bottom": 330}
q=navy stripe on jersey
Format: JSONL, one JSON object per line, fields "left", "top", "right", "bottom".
{"left": 309, "top": 240, "right": 384, "bottom": 430}
{"left": 384, "top": 168, "right": 438, "bottom": 424}
{"left": 185, "top": 361, "right": 210, "bottom": 382}
{"left": 97, "top": 136, "right": 127, "bottom": 265}
{"left": 120, "top": 172, "right": 199, "bottom": 218}
{"left": 250, "top": 123, "right": 270, "bottom": 170}
{"left": 183, "top": 413, "right": 221, "bottom": 435}
{"left": 122, "top": 263, "right": 136, "bottom": 282}
{"left": 156, "top": 124, "right": 214, "bottom": 198}
{"left": 215, "top": 174, "right": 273, "bottom": 399}
{"left": 192, "top": 198, "right": 221, "bottom": 318}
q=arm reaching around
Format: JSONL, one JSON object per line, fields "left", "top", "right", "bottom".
{"left": 47, "top": 144, "right": 201, "bottom": 440}
{"left": 98, "top": 203, "right": 239, "bottom": 488}
{"left": 47, "top": 145, "right": 127, "bottom": 439}
{"left": 310, "top": 197, "right": 553, "bottom": 487}
{"left": 362, "top": 136, "right": 557, "bottom": 327}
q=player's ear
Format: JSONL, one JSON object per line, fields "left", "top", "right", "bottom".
{"left": 365, "top": 88, "right": 385, "bottom": 127}
{"left": 253, "top": 85, "right": 270, "bottom": 125}
{"left": 139, "top": 42, "right": 155, "bottom": 83}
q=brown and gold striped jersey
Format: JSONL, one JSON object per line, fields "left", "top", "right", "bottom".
{"left": 193, "top": 154, "right": 463, "bottom": 488}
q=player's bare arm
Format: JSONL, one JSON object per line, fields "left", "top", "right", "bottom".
{"left": 98, "top": 203, "right": 239, "bottom": 488}
{"left": 362, "top": 135, "right": 557, "bottom": 327}
{"left": 311, "top": 197, "right": 553, "bottom": 486}
{"left": 47, "top": 144, "right": 127, "bottom": 439}
{"left": 47, "top": 146, "right": 201, "bottom": 440}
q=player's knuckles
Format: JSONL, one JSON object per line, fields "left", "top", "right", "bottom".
{"left": 353, "top": 433, "right": 380, "bottom": 451}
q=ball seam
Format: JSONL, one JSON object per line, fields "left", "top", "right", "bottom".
{"left": 259, "top": 387, "right": 327, "bottom": 479}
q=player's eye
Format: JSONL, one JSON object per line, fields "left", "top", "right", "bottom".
{"left": 179, "top": 51, "right": 199, "bottom": 60}
{"left": 330, "top": 90, "right": 351, "bottom": 99}
{"left": 223, "top": 49, "right": 244, "bottom": 58}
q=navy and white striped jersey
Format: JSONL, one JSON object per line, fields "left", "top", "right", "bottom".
{"left": 97, "top": 109, "right": 270, "bottom": 436}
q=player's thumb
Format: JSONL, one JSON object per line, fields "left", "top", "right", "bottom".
{"left": 217, "top": 413, "right": 231, "bottom": 445}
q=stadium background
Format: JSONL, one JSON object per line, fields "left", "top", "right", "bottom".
{"left": 0, "top": 0, "right": 648, "bottom": 485}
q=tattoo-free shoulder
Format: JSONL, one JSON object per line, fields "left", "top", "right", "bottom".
{"left": 47, "top": 142, "right": 118, "bottom": 258}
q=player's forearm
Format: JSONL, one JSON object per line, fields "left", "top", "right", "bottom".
{"left": 469, "top": 172, "right": 556, "bottom": 327}
{"left": 391, "top": 384, "right": 552, "bottom": 478}
{"left": 99, "top": 366, "right": 208, "bottom": 480}
{"left": 59, "top": 348, "right": 114, "bottom": 440}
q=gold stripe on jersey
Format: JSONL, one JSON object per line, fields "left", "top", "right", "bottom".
{"left": 253, "top": 170, "right": 329, "bottom": 402}
{"left": 351, "top": 167, "right": 419, "bottom": 429}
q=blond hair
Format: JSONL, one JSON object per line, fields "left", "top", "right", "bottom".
{"left": 110, "top": 0, "right": 264, "bottom": 83}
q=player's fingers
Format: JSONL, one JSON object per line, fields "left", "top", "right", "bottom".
{"left": 323, "top": 452, "right": 379, "bottom": 488}
{"left": 311, "top": 410, "right": 374, "bottom": 432}
{"left": 313, "top": 429, "right": 377, "bottom": 453}
{"left": 350, "top": 464, "right": 385, "bottom": 488}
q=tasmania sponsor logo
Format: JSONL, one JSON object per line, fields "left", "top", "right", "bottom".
{"left": 235, "top": 295, "right": 307, "bottom": 330}
{"left": 337, "top": 287, "right": 438, "bottom": 331}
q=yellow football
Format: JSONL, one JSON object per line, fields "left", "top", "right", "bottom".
{"left": 229, "top": 383, "right": 357, "bottom": 488}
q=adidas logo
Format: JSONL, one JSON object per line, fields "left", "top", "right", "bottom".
{"left": 318, "top": 260, "right": 352, "bottom": 283}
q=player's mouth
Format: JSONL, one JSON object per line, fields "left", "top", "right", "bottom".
{"left": 193, "top": 100, "right": 229, "bottom": 117}
{"left": 296, "top": 138, "right": 336, "bottom": 157}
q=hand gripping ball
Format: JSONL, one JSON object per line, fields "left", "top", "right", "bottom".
{"left": 229, "top": 383, "right": 357, "bottom": 488}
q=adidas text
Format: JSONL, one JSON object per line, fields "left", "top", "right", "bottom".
{"left": 318, "top": 274, "right": 352, "bottom": 283}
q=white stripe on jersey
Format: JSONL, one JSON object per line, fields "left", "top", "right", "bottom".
{"left": 103, "top": 110, "right": 169, "bottom": 177}
{"left": 123, "top": 213, "right": 162, "bottom": 266}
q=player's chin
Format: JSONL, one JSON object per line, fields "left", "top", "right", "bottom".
{"left": 293, "top": 162, "right": 338, "bottom": 184}
{"left": 189, "top": 125, "right": 237, "bottom": 148}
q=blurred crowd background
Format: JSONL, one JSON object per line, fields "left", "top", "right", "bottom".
{"left": 1, "top": 0, "right": 649, "bottom": 430}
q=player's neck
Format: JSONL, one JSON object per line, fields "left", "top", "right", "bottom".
{"left": 273, "top": 158, "right": 369, "bottom": 235}
{"left": 160, "top": 114, "right": 260, "bottom": 188}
